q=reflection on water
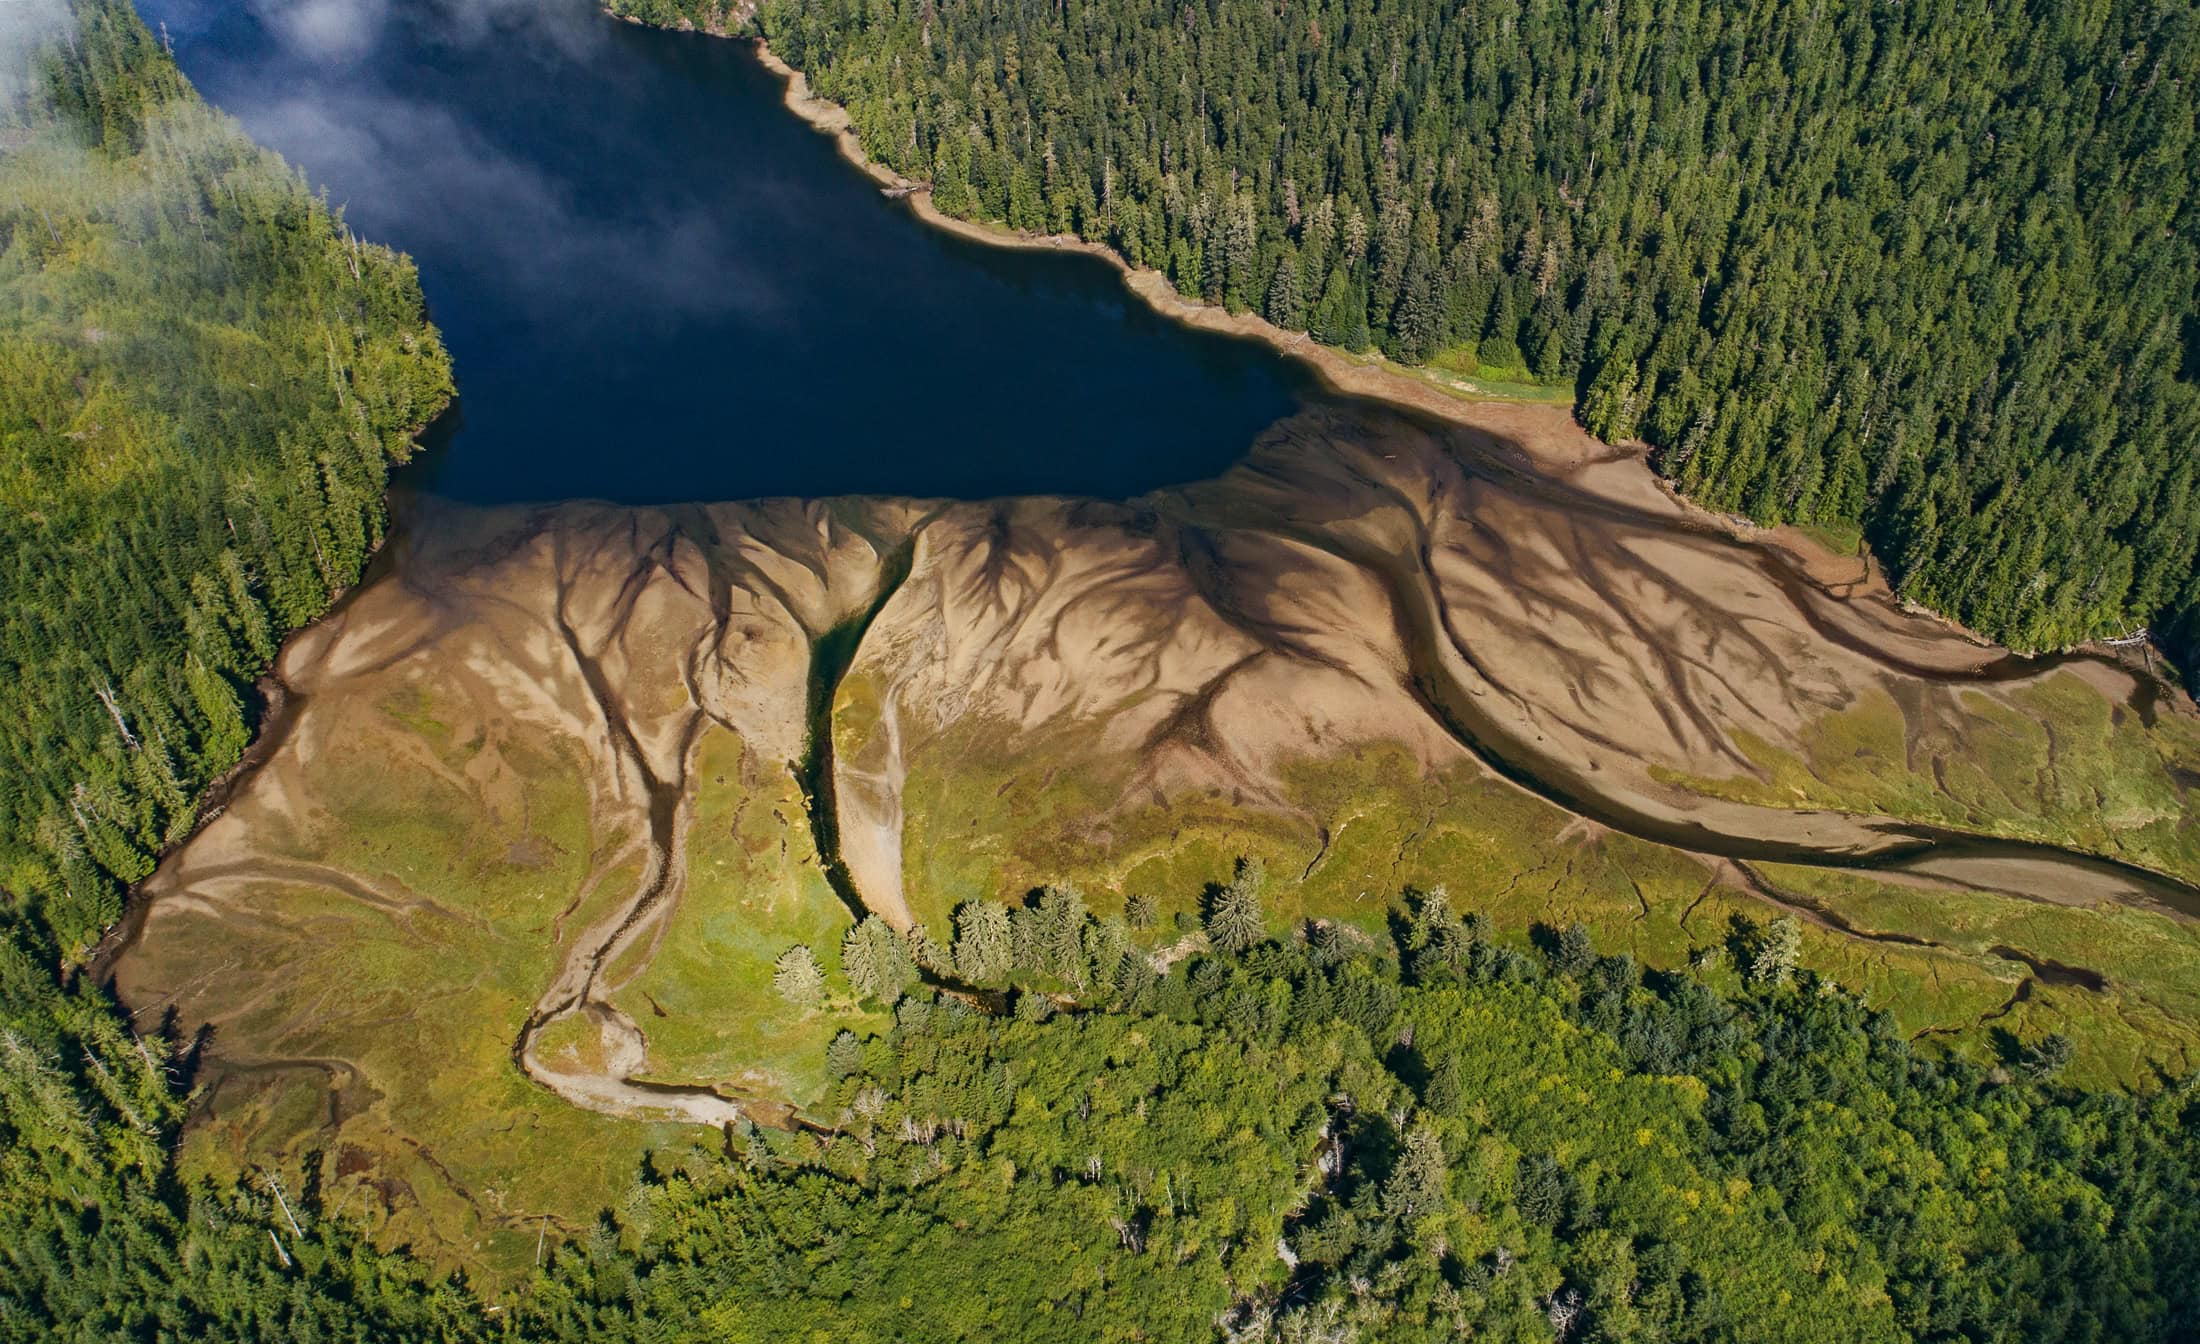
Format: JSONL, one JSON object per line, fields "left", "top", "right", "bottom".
{"left": 145, "top": 0, "right": 1312, "bottom": 504}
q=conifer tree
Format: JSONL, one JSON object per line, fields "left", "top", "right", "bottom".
{"left": 1205, "top": 857, "right": 1268, "bottom": 955}
{"left": 905, "top": 922, "right": 949, "bottom": 976}
{"left": 1383, "top": 1123, "right": 1448, "bottom": 1222}
{"left": 1123, "top": 892, "right": 1158, "bottom": 932}
{"left": 953, "top": 899, "right": 1013, "bottom": 983}
{"left": 772, "top": 944, "right": 825, "bottom": 1007}
{"left": 1037, "top": 885, "right": 1089, "bottom": 984}
{"left": 841, "top": 915, "right": 913, "bottom": 1003}
{"left": 1265, "top": 252, "right": 1304, "bottom": 331}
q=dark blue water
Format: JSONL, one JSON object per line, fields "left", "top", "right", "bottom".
{"left": 141, "top": 0, "right": 1310, "bottom": 504}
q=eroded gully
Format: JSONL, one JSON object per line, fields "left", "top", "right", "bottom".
{"left": 1158, "top": 416, "right": 2200, "bottom": 924}
{"left": 511, "top": 518, "right": 922, "bottom": 1127}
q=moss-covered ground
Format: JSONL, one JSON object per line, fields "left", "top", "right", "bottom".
{"left": 1747, "top": 863, "right": 2200, "bottom": 1087}
{"left": 169, "top": 680, "right": 673, "bottom": 1279}
{"left": 890, "top": 714, "right": 2200, "bottom": 1091}
{"left": 605, "top": 727, "right": 888, "bottom": 1107}
{"left": 1652, "top": 673, "right": 2200, "bottom": 885}
{"left": 155, "top": 667, "right": 2200, "bottom": 1280}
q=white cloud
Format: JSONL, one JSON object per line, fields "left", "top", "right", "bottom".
{"left": 1, "top": 0, "right": 74, "bottom": 106}
{"left": 242, "top": 84, "right": 783, "bottom": 326}
{"left": 245, "top": 0, "right": 601, "bottom": 64}
{"left": 251, "top": 0, "right": 390, "bottom": 60}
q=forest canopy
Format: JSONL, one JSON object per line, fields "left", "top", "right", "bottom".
{"left": 4, "top": 1, "right": 2200, "bottom": 1338}
{"left": 0, "top": 3, "right": 465, "bottom": 1337}
{"left": 0, "top": 0, "right": 453, "bottom": 956}
{"left": 619, "top": 0, "right": 2200, "bottom": 665}
{"left": 507, "top": 889, "right": 2200, "bottom": 1343}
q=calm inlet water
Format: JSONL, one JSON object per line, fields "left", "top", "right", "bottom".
{"left": 142, "top": 0, "right": 1310, "bottom": 504}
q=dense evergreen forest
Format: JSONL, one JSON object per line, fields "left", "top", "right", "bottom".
{"left": 0, "top": 0, "right": 452, "bottom": 956}
{"left": 516, "top": 885, "right": 2200, "bottom": 1342}
{"left": 0, "top": 3, "right": 468, "bottom": 1336}
{"left": 6, "top": 2, "right": 2200, "bottom": 1339}
{"left": 619, "top": 0, "right": 2200, "bottom": 663}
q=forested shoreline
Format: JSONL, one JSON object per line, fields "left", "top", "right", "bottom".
{"left": 0, "top": 2, "right": 453, "bottom": 956}
{"left": 616, "top": 0, "right": 2200, "bottom": 667}
{"left": 5, "top": 1, "right": 2200, "bottom": 1337}
{"left": 0, "top": 2, "right": 470, "bottom": 1334}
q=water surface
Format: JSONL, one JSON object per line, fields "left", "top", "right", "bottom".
{"left": 143, "top": 0, "right": 1310, "bottom": 504}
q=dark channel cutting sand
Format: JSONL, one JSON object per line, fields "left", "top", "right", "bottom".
{"left": 106, "top": 396, "right": 2200, "bottom": 1136}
